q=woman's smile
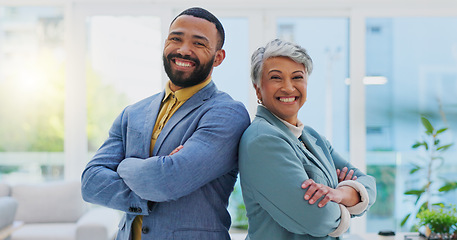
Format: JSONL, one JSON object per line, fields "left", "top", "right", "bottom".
{"left": 278, "top": 96, "right": 298, "bottom": 103}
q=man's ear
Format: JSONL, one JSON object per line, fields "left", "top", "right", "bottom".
{"left": 213, "top": 49, "right": 226, "bottom": 67}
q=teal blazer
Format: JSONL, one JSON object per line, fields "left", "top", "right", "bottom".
{"left": 239, "top": 106, "right": 376, "bottom": 240}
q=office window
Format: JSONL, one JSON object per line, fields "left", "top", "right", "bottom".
{"left": 0, "top": 6, "right": 65, "bottom": 182}
{"left": 212, "top": 18, "right": 250, "bottom": 108}
{"left": 86, "top": 16, "right": 162, "bottom": 153}
{"left": 365, "top": 17, "right": 457, "bottom": 232}
{"left": 276, "top": 17, "right": 350, "bottom": 153}
{"left": 212, "top": 17, "right": 250, "bottom": 229}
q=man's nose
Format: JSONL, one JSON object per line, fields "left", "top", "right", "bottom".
{"left": 177, "top": 42, "right": 192, "bottom": 56}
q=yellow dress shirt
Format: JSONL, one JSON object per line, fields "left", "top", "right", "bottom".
{"left": 132, "top": 78, "right": 211, "bottom": 240}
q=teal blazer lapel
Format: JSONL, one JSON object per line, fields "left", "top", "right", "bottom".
{"left": 255, "top": 106, "right": 296, "bottom": 141}
{"left": 299, "top": 131, "right": 336, "bottom": 187}
{"left": 257, "top": 106, "right": 333, "bottom": 182}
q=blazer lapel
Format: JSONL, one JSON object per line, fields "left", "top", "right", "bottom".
{"left": 300, "top": 131, "right": 337, "bottom": 187}
{"left": 257, "top": 107, "right": 329, "bottom": 174}
{"left": 299, "top": 134, "right": 329, "bottom": 172}
{"left": 255, "top": 106, "right": 337, "bottom": 186}
{"left": 152, "top": 82, "right": 216, "bottom": 156}
{"left": 142, "top": 91, "right": 165, "bottom": 157}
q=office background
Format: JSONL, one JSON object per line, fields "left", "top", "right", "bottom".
{"left": 1, "top": 0, "right": 457, "bottom": 235}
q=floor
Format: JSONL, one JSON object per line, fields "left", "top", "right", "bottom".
{"left": 229, "top": 232, "right": 423, "bottom": 240}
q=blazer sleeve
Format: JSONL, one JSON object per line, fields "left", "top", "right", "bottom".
{"left": 239, "top": 132, "right": 344, "bottom": 237}
{"left": 117, "top": 103, "right": 250, "bottom": 202}
{"left": 81, "top": 108, "right": 150, "bottom": 215}
{"left": 324, "top": 139, "right": 377, "bottom": 216}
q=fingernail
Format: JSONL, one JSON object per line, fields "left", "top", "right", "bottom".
{"left": 305, "top": 195, "right": 309, "bottom": 200}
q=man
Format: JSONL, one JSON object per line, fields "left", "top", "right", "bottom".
{"left": 81, "top": 7, "right": 250, "bottom": 240}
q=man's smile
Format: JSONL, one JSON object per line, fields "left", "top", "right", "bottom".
{"left": 173, "top": 58, "right": 196, "bottom": 68}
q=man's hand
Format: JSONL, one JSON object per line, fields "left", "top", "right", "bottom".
{"left": 169, "top": 145, "right": 183, "bottom": 155}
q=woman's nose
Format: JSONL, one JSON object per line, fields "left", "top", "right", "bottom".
{"left": 281, "top": 80, "right": 295, "bottom": 93}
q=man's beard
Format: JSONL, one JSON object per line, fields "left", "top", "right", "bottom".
{"left": 163, "top": 53, "right": 215, "bottom": 88}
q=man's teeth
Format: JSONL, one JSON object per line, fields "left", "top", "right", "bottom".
{"left": 279, "top": 97, "right": 296, "bottom": 103}
{"left": 176, "top": 60, "right": 192, "bottom": 67}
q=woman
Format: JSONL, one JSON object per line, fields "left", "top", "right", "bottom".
{"left": 239, "top": 39, "right": 376, "bottom": 240}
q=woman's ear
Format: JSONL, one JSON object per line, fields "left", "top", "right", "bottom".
{"left": 254, "top": 84, "right": 262, "bottom": 102}
{"left": 213, "top": 49, "right": 226, "bottom": 67}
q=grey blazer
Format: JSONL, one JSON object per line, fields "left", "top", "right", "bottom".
{"left": 239, "top": 106, "right": 376, "bottom": 240}
{"left": 81, "top": 81, "right": 250, "bottom": 240}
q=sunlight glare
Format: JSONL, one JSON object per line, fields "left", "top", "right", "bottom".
{"left": 18, "top": 70, "right": 43, "bottom": 96}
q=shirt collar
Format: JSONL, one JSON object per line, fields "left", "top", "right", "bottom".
{"left": 259, "top": 105, "right": 304, "bottom": 138}
{"left": 164, "top": 77, "right": 212, "bottom": 102}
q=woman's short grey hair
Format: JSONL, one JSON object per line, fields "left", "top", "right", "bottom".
{"left": 251, "top": 39, "right": 313, "bottom": 86}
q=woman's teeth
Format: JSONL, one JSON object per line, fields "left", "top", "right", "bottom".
{"left": 279, "top": 97, "right": 296, "bottom": 103}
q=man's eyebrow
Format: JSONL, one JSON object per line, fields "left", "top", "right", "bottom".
{"left": 168, "top": 31, "right": 209, "bottom": 43}
{"left": 169, "top": 31, "right": 184, "bottom": 36}
{"left": 192, "top": 35, "right": 209, "bottom": 43}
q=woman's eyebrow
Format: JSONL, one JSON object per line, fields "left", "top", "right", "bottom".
{"left": 268, "top": 69, "right": 282, "bottom": 74}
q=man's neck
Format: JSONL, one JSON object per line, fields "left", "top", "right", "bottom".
{"left": 169, "top": 81, "right": 182, "bottom": 92}
{"left": 168, "top": 76, "right": 212, "bottom": 92}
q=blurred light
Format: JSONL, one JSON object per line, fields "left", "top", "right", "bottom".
{"left": 345, "top": 76, "right": 388, "bottom": 85}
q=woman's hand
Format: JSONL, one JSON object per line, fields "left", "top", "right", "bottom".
{"left": 336, "top": 167, "right": 357, "bottom": 183}
{"left": 301, "top": 179, "right": 344, "bottom": 208}
{"left": 301, "top": 177, "right": 361, "bottom": 208}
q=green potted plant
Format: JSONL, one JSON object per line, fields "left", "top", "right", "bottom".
{"left": 401, "top": 116, "right": 456, "bottom": 230}
{"left": 417, "top": 205, "right": 457, "bottom": 240}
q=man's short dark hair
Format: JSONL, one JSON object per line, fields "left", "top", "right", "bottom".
{"left": 172, "top": 7, "right": 225, "bottom": 50}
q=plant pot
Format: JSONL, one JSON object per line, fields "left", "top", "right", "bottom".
{"left": 420, "top": 226, "right": 457, "bottom": 240}
{"left": 426, "top": 232, "right": 456, "bottom": 240}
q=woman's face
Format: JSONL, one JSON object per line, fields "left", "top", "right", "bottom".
{"left": 255, "top": 56, "right": 308, "bottom": 126}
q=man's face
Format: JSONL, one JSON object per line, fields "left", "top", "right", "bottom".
{"left": 163, "top": 15, "right": 225, "bottom": 91}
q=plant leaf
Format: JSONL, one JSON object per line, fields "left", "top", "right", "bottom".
{"left": 418, "top": 201, "right": 428, "bottom": 212}
{"left": 434, "top": 139, "right": 440, "bottom": 146}
{"left": 412, "top": 142, "right": 424, "bottom": 149}
{"left": 405, "top": 189, "right": 425, "bottom": 196}
{"left": 401, "top": 213, "right": 411, "bottom": 227}
{"left": 404, "top": 189, "right": 425, "bottom": 205}
{"left": 439, "top": 182, "right": 457, "bottom": 192}
{"left": 421, "top": 116, "right": 434, "bottom": 135}
{"left": 410, "top": 166, "right": 421, "bottom": 174}
{"left": 436, "top": 127, "right": 448, "bottom": 135}
{"left": 411, "top": 141, "right": 427, "bottom": 148}
{"left": 437, "top": 143, "right": 454, "bottom": 151}
{"left": 431, "top": 202, "right": 445, "bottom": 208}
